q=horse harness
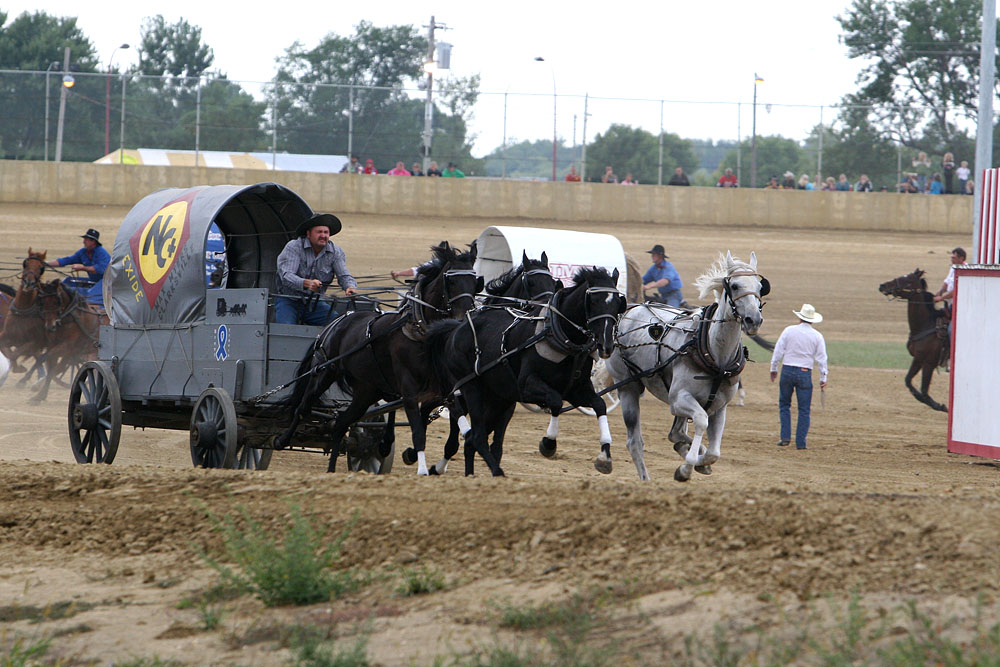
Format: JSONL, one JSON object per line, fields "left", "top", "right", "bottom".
{"left": 403, "top": 268, "right": 478, "bottom": 340}
{"left": 41, "top": 285, "right": 103, "bottom": 347}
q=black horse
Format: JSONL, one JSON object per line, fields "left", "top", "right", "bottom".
{"left": 878, "top": 268, "right": 948, "bottom": 412}
{"left": 402, "top": 251, "right": 561, "bottom": 474}
{"left": 275, "top": 242, "right": 483, "bottom": 472}
{"left": 428, "top": 266, "right": 626, "bottom": 476}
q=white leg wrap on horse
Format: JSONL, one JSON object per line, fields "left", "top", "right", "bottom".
{"left": 457, "top": 415, "right": 471, "bottom": 437}
{"left": 598, "top": 415, "right": 612, "bottom": 444}
{"left": 546, "top": 415, "right": 559, "bottom": 440}
{"left": 685, "top": 434, "right": 704, "bottom": 466}
{"left": 434, "top": 458, "right": 449, "bottom": 474}
{"left": 417, "top": 451, "right": 428, "bottom": 475}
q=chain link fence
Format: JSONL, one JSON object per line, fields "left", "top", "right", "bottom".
{"left": 0, "top": 68, "right": 975, "bottom": 191}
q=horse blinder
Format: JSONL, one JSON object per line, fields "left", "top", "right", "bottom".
{"left": 758, "top": 277, "right": 770, "bottom": 297}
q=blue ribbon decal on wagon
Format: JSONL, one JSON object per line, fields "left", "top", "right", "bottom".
{"left": 215, "top": 324, "right": 229, "bottom": 361}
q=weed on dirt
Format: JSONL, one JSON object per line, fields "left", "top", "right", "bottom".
{"left": 196, "top": 501, "right": 364, "bottom": 607}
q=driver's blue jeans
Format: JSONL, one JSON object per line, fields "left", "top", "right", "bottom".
{"left": 779, "top": 365, "right": 813, "bottom": 449}
{"left": 274, "top": 296, "right": 338, "bottom": 326}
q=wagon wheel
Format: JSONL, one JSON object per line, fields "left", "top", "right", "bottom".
{"left": 576, "top": 358, "right": 621, "bottom": 416}
{"left": 190, "top": 387, "right": 238, "bottom": 469}
{"left": 232, "top": 441, "right": 272, "bottom": 471}
{"left": 67, "top": 361, "right": 122, "bottom": 464}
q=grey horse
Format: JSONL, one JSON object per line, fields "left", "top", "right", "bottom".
{"left": 606, "top": 251, "right": 767, "bottom": 481}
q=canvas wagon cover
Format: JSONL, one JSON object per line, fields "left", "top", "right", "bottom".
{"left": 475, "top": 226, "right": 627, "bottom": 293}
{"left": 106, "top": 183, "right": 312, "bottom": 326}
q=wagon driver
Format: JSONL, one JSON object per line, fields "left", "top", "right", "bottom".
{"left": 47, "top": 228, "right": 110, "bottom": 307}
{"left": 274, "top": 213, "right": 357, "bottom": 325}
{"left": 642, "top": 244, "right": 685, "bottom": 307}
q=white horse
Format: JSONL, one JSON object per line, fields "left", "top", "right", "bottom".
{"left": 606, "top": 251, "right": 767, "bottom": 481}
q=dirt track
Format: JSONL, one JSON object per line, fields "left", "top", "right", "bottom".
{"left": 1, "top": 202, "right": 997, "bottom": 665}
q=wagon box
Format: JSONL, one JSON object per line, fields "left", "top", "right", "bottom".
{"left": 69, "top": 183, "right": 384, "bottom": 471}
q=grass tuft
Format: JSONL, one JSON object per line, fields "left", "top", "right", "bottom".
{"left": 196, "top": 501, "right": 362, "bottom": 607}
{"left": 396, "top": 566, "right": 447, "bottom": 597}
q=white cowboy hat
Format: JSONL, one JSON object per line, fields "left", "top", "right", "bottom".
{"left": 793, "top": 303, "right": 823, "bottom": 324}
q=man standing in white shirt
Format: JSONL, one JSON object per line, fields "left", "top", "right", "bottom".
{"left": 769, "top": 304, "right": 829, "bottom": 450}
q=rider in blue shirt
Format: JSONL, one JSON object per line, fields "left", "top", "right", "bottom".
{"left": 642, "top": 244, "right": 684, "bottom": 307}
{"left": 48, "top": 228, "right": 110, "bottom": 308}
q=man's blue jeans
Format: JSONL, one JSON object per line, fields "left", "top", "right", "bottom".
{"left": 274, "top": 296, "right": 338, "bottom": 326}
{"left": 779, "top": 365, "right": 813, "bottom": 449}
{"left": 653, "top": 289, "right": 684, "bottom": 307}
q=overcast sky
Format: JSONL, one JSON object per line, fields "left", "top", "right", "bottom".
{"left": 7, "top": 0, "right": 864, "bottom": 155}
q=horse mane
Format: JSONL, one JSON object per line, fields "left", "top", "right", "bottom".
{"left": 416, "top": 242, "right": 476, "bottom": 289}
{"left": 485, "top": 266, "right": 520, "bottom": 295}
{"left": 693, "top": 252, "right": 754, "bottom": 300}
{"left": 572, "top": 266, "right": 613, "bottom": 286}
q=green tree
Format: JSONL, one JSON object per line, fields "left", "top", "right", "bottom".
{"left": 125, "top": 16, "right": 264, "bottom": 152}
{"left": 717, "top": 135, "right": 807, "bottom": 187}
{"left": 480, "top": 138, "right": 581, "bottom": 179}
{"left": 0, "top": 10, "right": 99, "bottom": 160}
{"left": 584, "top": 124, "right": 695, "bottom": 184}
{"left": 836, "top": 0, "right": 998, "bottom": 150}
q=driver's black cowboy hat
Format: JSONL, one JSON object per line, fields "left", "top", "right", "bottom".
{"left": 296, "top": 212, "right": 342, "bottom": 237}
{"left": 81, "top": 228, "right": 102, "bottom": 245}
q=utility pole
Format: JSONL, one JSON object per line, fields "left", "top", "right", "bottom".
{"left": 974, "top": 0, "right": 996, "bottom": 260}
{"left": 422, "top": 16, "right": 448, "bottom": 173}
{"left": 54, "top": 47, "right": 71, "bottom": 163}
{"left": 581, "top": 93, "right": 589, "bottom": 180}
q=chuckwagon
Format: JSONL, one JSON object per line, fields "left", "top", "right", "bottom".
{"left": 66, "top": 183, "right": 389, "bottom": 471}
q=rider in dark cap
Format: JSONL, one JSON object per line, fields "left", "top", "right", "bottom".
{"left": 642, "top": 244, "right": 685, "bottom": 306}
{"left": 274, "top": 213, "right": 357, "bottom": 325}
{"left": 47, "top": 228, "right": 110, "bottom": 307}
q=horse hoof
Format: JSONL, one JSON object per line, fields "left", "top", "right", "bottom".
{"left": 695, "top": 464, "right": 712, "bottom": 475}
{"left": 594, "top": 456, "right": 612, "bottom": 475}
{"left": 539, "top": 437, "right": 557, "bottom": 458}
{"left": 401, "top": 447, "right": 417, "bottom": 465}
{"left": 492, "top": 468, "right": 505, "bottom": 477}
{"left": 674, "top": 466, "right": 691, "bottom": 482}
{"left": 427, "top": 466, "right": 440, "bottom": 476}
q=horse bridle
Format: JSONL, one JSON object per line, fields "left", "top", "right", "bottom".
{"left": 521, "top": 267, "right": 556, "bottom": 301}
{"left": 721, "top": 270, "right": 769, "bottom": 324}
{"left": 441, "top": 268, "right": 479, "bottom": 314}
{"left": 882, "top": 274, "right": 923, "bottom": 299}
{"left": 21, "top": 256, "right": 46, "bottom": 289}
{"left": 546, "top": 284, "right": 625, "bottom": 353}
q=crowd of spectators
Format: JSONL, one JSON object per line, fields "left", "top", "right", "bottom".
{"left": 339, "top": 155, "right": 463, "bottom": 178}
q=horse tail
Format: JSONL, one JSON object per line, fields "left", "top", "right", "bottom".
{"left": 283, "top": 339, "right": 320, "bottom": 410}
{"left": 750, "top": 333, "right": 775, "bottom": 351}
{"left": 426, "top": 319, "right": 464, "bottom": 390}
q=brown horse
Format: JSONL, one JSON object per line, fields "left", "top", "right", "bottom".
{"left": 0, "top": 249, "right": 48, "bottom": 377}
{"left": 32, "top": 280, "right": 105, "bottom": 401}
{"left": 878, "top": 269, "right": 948, "bottom": 412}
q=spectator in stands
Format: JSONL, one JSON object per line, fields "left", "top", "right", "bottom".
{"left": 387, "top": 161, "right": 412, "bottom": 176}
{"left": 912, "top": 151, "right": 932, "bottom": 192}
{"left": 602, "top": 165, "right": 618, "bottom": 184}
{"left": 942, "top": 152, "right": 956, "bottom": 194}
{"left": 854, "top": 174, "right": 873, "bottom": 192}
{"left": 898, "top": 173, "right": 919, "bottom": 194}
{"left": 835, "top": 174, "right": 852, "bottom": 191}
{"left": 717, "top": 168, "right": 739, "bottom": 188}
{"left": 797, "top": 173, "right": 812, "bottom": 190}
{"left": 879, "top": 185, "right": 888, "bottom": 192}
{"left": 764, "top": 176, "right": 781, "bottom": 189}
{"left": 928, "top": 173, "right": 944, "bottom": 194}
{"left": 412, "top": 162, "right": 425, "bottom": 177}
{"left": 426, "top": 161, "right": 443, "bottom": 177}
{"left": 442, "top": 162, "right": 465, "bottom": 178}
{"left": 340, "top": 155, "right": 361, "bottom": 174}
{"left": 822, "top": 177, "right": 836, "bottom": 191}
{"left": 668, "top": 166, "right": 690, "bottom": 186}
{"left": 957, "top": 160, "right": 970, "bottom": 195}
{"left": 565, "top": 165, "right": 582, "bottom": 182}
{"left": 781, "top": 171, "right": 797, "bottom": 189}
{"left": 362, "top": 159, "right": 378, "bottom": 175}
{"left": 621, "top": 173, "right": 638, "bottom": 185}
{"left": 965, "top": 177, "right": 975, "bottom": 195}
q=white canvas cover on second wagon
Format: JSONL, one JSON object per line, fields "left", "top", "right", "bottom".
{"left": 475, "top": 226, "right": 628, "bottom": 294}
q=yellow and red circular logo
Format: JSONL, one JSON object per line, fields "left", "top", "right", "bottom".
{"left": 128, "top": 195, "right": 193, "bottom": 306}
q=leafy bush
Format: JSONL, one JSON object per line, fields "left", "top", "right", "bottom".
{"left": 198, "top": 502, "right": 361, "bottom": 607}
{"left": 396, "top": 567, "right": 447, "bottom": 597}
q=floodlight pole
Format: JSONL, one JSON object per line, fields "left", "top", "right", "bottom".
{"left": 973, "top": 0, "right": 996, "bottom": 260}
{"left": 54, "top": 47, "right": 71, "bottom": 163}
